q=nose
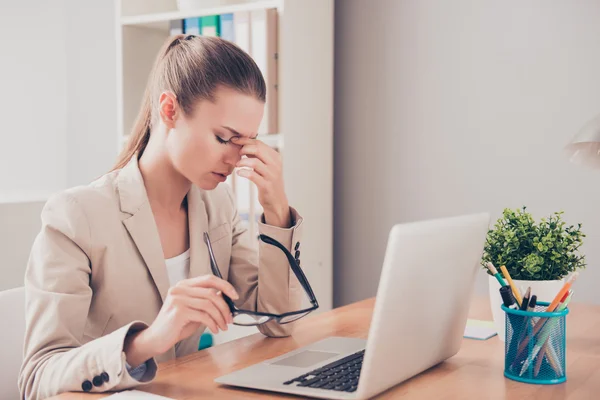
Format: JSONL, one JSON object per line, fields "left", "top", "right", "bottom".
{"left": 222, "top": 144, "right": 242, "bottom": 167}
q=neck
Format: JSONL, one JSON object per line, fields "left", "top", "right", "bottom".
{"left": 138, "top": 125, "right": 190, "bottom": 213}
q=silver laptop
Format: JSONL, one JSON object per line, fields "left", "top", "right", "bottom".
{"left": 215, "top": 212, "right": 490, "bottom": 399}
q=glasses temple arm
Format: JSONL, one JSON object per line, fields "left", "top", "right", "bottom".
{"left": 259, "top": 234, "right": 318, "bottom": 306}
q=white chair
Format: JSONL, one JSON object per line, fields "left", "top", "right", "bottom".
{"left": 0, "top": 287, "right": 25, "bottom": 400}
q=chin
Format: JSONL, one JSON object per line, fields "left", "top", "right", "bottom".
{"left": 194, "top": 179, "right": 221, "bottom": 191}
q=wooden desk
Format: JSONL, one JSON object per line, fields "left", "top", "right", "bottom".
{"left": 52, "top": 296, "right": 600, "bottom": 399}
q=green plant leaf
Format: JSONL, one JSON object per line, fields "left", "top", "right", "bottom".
{"left": 481, "top": 207, "right": 586, "bottom": 281}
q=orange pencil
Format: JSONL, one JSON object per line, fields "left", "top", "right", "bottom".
{"left": 513, "top": 273, "right": 580, "bottom": 360}
{"left": 546, "top": 272, "right": 579, "bottom": 313}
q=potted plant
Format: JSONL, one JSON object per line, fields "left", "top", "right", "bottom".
{"left": 482, "top": 207, "right": 586, "bottom": 341}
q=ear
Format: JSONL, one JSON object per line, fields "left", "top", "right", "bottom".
{"left": 158, "top": 91, "right": 179, "bottom": 129}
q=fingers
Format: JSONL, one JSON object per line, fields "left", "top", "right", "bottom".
{"left": 236, "top": 157, "right": 272, "bottom": 178}
{"left": 169, "top": 284, "right": 233, "bottom": 332}
{"left": 229, "top": 136, "right": 256, "bottom": 146}
{"left": 231, "top": 137, "right": 278, "bottom": 166}
{"left": 207, "top": 289, "right": 234, "bottom": 325}
{"left": 180, "top": 285, "right": 233, "bottom": 328}
{"left": 184, "top": 275, "right": 239, "bottom": 300}
{"left": 187, "top": 297, "right": 229, "bottom": 331}
{"left": 184, "top": 307, "right": 220, "bottom": 334}
{"left": 236, "top": 168, "right": 267, "bottom": 188}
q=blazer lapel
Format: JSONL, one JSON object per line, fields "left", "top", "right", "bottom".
{"left": 187, "top": 185, "right": 210, "bottom": 279}
{"left": 117, "top": 157, "right": 170, "bottom": 302}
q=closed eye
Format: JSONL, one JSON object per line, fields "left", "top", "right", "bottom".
{"left": 215, "top": 135, "right": 230, "bottom": 145}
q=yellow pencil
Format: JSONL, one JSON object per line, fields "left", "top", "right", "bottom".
{"left": 500, "top": 265, "right": 522, "bottom": 307}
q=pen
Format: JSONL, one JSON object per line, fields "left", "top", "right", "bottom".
{"left": 520, "top": 291, "right": 572, "bottom": 377}
{"left": 500, "top": 285, "right": 517, "bottom": 309}
{"left": 500, "top": 265, "right": 522, "bottom": 307}
{"left": 512, "top": 293, "right": 556, "bottom": 368}
{"left": 518, "top": 294, "right": 536, "bottom": 344}
{"left": 511, "top": 295, "right": 538, "bottom": 371}
{"left": 518, "top": 272, "right": 579, "bottom": 355}
{"left": 527, "top": 295, "right": 537, "bottom": 312}
{"left": 500, "top": 285, "right": 522, "bottom": 363}
{"left": 532, "top": 291, "right": 569, "bottom": 377}
{"left": 486, "top": 262, "right": 507, "bottom": 287}
{"left": 533, "top": 291, "right": 573, "bottom": 377}
{"left": 520, "top": 287, "right": 531, "bottom": 311}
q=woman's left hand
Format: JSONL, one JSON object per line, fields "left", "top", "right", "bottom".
{"left": 231, "top": 136, "right": 291, "bottom": 228}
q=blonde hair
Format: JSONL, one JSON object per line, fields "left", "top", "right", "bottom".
{"left": 112, "top": 34, "right": 266, "bottom": 171}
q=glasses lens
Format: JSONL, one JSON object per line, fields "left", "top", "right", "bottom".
{"left": 279, "top": 311, "right": 312, "bottom": 324}
{"left": 233, "top": 313, "right": 272, "bottom": 326}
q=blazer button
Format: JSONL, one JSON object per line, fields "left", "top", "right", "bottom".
{"left": 295, "top": 250, "right": 300, "bottom": 259}
{"left": 101, "top": 372, "right": 110, "bottom": 383}
{"left": 93, "top": 375, "right": 104, "bottom": 387}
{"left": 82, "top": 380, "right": 93, "bottom": 392}
{"left": 295, "top": 242, "right": 300, "bottom": 251}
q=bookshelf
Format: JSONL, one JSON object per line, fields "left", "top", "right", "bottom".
{"left": 121, "top": 0, "right": 281, "bottom": 29}
{"left": 115, "top": 0, "right": 334, "bottom": 341}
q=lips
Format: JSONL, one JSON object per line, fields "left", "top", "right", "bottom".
{"left": 212, "top": 172, "right": 229, "bottom": 182}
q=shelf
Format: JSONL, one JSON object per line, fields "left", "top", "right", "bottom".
{"left": 121, "top": 0, "right": 281, "bottom": 30}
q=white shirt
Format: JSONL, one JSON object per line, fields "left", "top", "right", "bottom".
{"left": 127, "top": 248, "right": 191, "bottom": 381}
{"left": 165, "top": 249, "right": 191, "bottom": 286}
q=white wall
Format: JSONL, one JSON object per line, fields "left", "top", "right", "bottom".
{"left": 0, "top": 202, "right": 45, "bottom": 290}
{"left": 0, "top": 1, "right": 68, "bottom": 200}
{"left": 65, "top": 0, "right": 119, "bottom": 186}
{"left": 0, "top": 2, "right": 67, "bottom": 290}
{"left": 0, "top": 1, "right": 118, "bottom": 290}
{"left": 334, "top": 1, "right": 600, "bottom": 306}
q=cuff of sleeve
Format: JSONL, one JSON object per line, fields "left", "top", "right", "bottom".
{"left": 89, "top": 321, "right": 158, "bottom": 392}
{"left": 258, "top": 206, "right": 303, "bottom": 250}
{"left": 256, "top": 207, "right": 304, "bottom": 338}
{"left": 125, "top": 359, "right": 153, "bottom": 382}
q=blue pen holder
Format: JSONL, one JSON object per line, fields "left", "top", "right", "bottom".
{"left": 502, "top": 302, "right": 568, "bottom": 385}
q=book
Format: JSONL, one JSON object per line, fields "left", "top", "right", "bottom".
{"left": 169, "top": 20, "right": 183, "bottom": 36}
{"left": 183, "top": 17, "right": 201, "bottom": 35}
{"left": 220, "top": 14, "right": 235, "bottom": 42}
{"left": 200, "top": 15, "right": 220, "bottom": 37}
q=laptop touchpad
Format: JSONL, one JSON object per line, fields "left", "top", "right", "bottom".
{"left": 271, "top": 351, "right": 339, "bottom": 368}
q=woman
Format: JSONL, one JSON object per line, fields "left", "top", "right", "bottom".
{"left": 19, "top": 34, "right": 306, "bottom": 399}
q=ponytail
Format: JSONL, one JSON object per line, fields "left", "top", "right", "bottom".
{"left": 110, "top": 33, "right": 265, "bottom": 171}
{"left": 110, "top": 35, "right": 184, "bottom": 171}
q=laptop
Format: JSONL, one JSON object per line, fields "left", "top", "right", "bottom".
{"left": 215, "top": 212, "right": 491, "bottom": 399}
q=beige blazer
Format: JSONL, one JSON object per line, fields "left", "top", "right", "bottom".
{"left": 18, "top": 157, "right": 304, "bottom": 400}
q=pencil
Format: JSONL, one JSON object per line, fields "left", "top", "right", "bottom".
{"left": 546, "top": 273, "right": 579, "bottom": 313}
{"left": 500, "top": 265, "right": 522, "bottom": 307}
{"left": 513, "top": 280, "right": 578, "bottom": 367}
{"left": 485, "top": 262, "right": 507, "bottom": 287}
{"left": 534, "top": 291, "right": 572, "bottom": 377}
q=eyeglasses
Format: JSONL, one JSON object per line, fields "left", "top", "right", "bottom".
{"left": 203, "top": 232, "right": 319, "bottom": 326}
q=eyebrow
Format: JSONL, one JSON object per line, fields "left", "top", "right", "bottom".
{"left": 221, "top": 126, "right": 241, "bottom": 136}
{"left": 221, "top": 126, "right": 258, "bottom": 139}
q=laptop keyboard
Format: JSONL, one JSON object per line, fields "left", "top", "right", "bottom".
{"left": 283, "top": 349, "right": 364, "bottom": 393}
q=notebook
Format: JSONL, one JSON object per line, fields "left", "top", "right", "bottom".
{"left": 463, "top": 319, "right": 497, "bottom": 340}
{"left": 106, "top": 390, "right": 173, "bottom": 399}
